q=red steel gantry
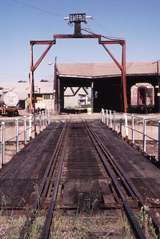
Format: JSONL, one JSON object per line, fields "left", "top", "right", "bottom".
{"left": 29, "top": 13, "right": 128, "bottom": 113}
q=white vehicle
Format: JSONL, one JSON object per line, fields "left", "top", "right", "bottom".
{"left": 0, "top": 92, "right": 19, "bottom": 116}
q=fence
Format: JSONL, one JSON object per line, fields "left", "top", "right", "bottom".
{"left": 101, "top": 109, "right": 160, "bottom": 160}
{"left": 0, "top": 111, "right": 51, "bottom": 168}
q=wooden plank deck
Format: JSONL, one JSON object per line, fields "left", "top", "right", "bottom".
{"left": 0, "top": 118, "right": 160, "bottom": 209}
{"left": 91, "top": 120, "right": 160, "bottom": 202}
{"left": 0, "top": 122, "right": 63, "bottom": 207}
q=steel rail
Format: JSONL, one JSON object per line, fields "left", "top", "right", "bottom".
{"left": 85, "top": 121, "right": 143, "bottom": 202}
{"left": 18, "top": 122, "right": 67, "bottom": 239}
{"left": 39, "top": 135, "right": 66, "bottom": 239}
{"left": 92, "top": 130, "right": 144, "bottom": 203}
{"left": 100, "top": 121, "right": 160, "bottom": 235}
{"left": 39, "top": 121, "right": 69, "bottom": 239}
{"left": 37, "top": 124, "right": 67, "bottom": 206}
{"left": 84, "top": 120, "right": 146, "bottom": 239}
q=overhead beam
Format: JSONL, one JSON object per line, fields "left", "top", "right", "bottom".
{"left": 30, "top": 40, "right": 56, "bottom": 45}
{"left": 64, "top": 87, "right": 82, "bottom": 97}
{"left": 82, "top": 87, "right": 89, "bottom": 95}
{"left": 99, "top": 40, "right": 125, "bottom": 45}
{"left": 54, "top": 34, "right": 101, "bottom": 39}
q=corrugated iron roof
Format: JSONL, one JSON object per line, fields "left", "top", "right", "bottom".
{"left": 57, "top": 62, "right": 158, "bottom": 78}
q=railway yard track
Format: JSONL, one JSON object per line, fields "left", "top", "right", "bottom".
{"left": 0, "top": 116, "right": 160, "bottom": 238}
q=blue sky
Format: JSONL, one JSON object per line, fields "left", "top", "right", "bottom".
{"left": 0, "top": 0, "right": 160, "bottom": 84}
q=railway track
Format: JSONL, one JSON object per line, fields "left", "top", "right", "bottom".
{"left": 18, "top": 120, "right": 69, "bottom": 239}
{"left": 30, "top": 119, "right": 146, "bottom": 239}
{"left": 86, "top": 120, "right": 160, "bottom": 238}
{"left": 85, "top": 120, "right": 146, "bottom": 239}
{"left": 3, "top": 118, "right": 160, "bottom": 238}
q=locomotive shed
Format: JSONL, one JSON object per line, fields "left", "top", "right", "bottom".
{"left": 0, "top": 115, "right": 160, "bottom": 238}
{"left": 55, "top": 61, "right": 160, "bottom": 113}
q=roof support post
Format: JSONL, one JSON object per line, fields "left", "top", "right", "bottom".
{"left": 91, "top": 81, "right": 94, "bottom": 113}
{"left": 57, "top": 77, "right": 59, "bottom": 113}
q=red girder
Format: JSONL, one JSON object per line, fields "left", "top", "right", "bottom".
{"left": 99, "top": 39, "right": 125, "bottom": 45}
{"left": 121, "top": 42, "right": 128, "bottom": 113}
{"left": 54, "top": 34, "right": 101, "bottom": 39}
{"left": 30, "top": 40, "right": 56, "bottom": 45}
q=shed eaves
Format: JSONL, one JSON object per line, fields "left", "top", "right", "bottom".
{"left": 57, "top": 62, "right": 158, "bottom": 78}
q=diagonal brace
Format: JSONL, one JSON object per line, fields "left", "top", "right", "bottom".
{"left": 31, "top": 41, "right": 55, "bottom": 72}
{"left": 101, "top": 44, "right": 122, "bottom": 72}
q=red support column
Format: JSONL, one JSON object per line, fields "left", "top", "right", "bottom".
{"left": 121, "top": 42, "right": 128, "bottom": 112}
{"left": 100, "top": 39, "right": 128, "bottom": 112}
{"left": 29, "top": 41, "right": 55, "bottom": 113}
{"left": 29, "top": 43, "right": 34, "bottom": 113}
